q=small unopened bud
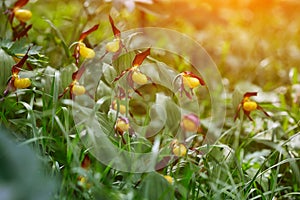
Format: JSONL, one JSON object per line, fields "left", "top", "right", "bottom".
{"left": 14, "top": 9, "right": 32, "bottom": 22}
{"left": 132, "top": 71, "right": 148, "bottom": 85}
{"left": 181, "top": 114, "right": 200, "bottom": 132}
{"left": 14, "top": 77, "right": 31, "bottom": 89}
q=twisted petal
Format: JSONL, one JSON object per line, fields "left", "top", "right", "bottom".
{"left": 109, "top": 15, "right": 121, "bottom": 37}
{"left": 132, "top": 48, "right": 151, "bottom": 67}
{"left": 79, "top": 24, "right": 99, "bottom": 41}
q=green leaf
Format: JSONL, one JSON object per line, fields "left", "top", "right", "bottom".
{"left": 44, "top": 19, "right": 71, "bottom": 58}
{"left": 0, "top": 48, "right": 14, "bottom": 94}
{"left": 103, "top": 63, "right": 117, "bottom": 84}
{"left": 289, "top": 67, "right": 299, "bottom": 85}
{"left": 0, "top": 126, "right": 58, "bottom": 200}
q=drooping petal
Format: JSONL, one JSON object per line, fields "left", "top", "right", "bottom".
{"left": 3, "top": 77, "right": 15, "bottom": 97}
{"left": 234, "top": 103, "right": 242, "bottom": 121}
{"left": 11, "top": 46, "right": 31, "bottom": 74}
{"left": 13, "top": 24, "right": 32, "bottom": 41}
{"left": 72, "top": 65, "right": 86, "bottom": 80}
{"left": 257, "top": 105, "right": 270, "bottom": 117}
{"left": 58, "top": 85, "right": 71, "bottom": 99}
{"left": 244, "top": 110, "right": 253, "bottom": 121}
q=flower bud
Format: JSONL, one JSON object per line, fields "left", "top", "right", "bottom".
{"left": 181, "top": 114, "right": 200, "bottom": 132}
{"left": 14, "top": 77, "right": 31, "bottom": 89}
{"left": 14, "top": 9, "right": 32, "bottom": 22}
{"left": 132, "top": 71, "right": 148, "bottom": 85}
{"left": 72, "top": 84, "right": 86, "bottom": 96}
{"left": 105, "top": 39, "right": 120, "bottom": 52}
{"left": 163, "top": 175, "right": 174, "bottom": 184}
{"left": 183, "top": 76, "right": 200, "bottom": 89}
{"left": 172, "top": 143, "right": 187, "bottom": 157}
{"left": 243, "top": 101, "right": 257, "bottom": 112}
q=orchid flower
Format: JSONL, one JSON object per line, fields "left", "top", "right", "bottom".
{"left": 58, "top": 66, "right": 87, "bottom": 99}
{"left": 2, "top": 46, "right": 31, "bottom": 98}
{"left": 114, "top": 116, "right": 135, "bottom": 144}
{"left": 5, "top": 0, "right": 32, "bottom": 40}
{"left": 173, "top": 71, "right": 205, "bottom": 99}
{"left": 113, "top": 48, "right": 151, "bottom": 96}
{"left": 73, "top": 24, "right": 99, "bottom": 66}
{"left": 101, "top": 15, "right": 127, "bottom": 60}
{"left": 234, "top": 92, "right": 270, "bottom": 121}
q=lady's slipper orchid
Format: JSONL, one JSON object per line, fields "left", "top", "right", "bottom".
{"left": 58, "top": 66, "right": 87, "bottom": 99}
{"left": 73, "top": 24, "right": 99, "bottom": 66}
{"left": 113, "top": 48, "right": 151, "bottom": 96}
{"left": 5, "top": 0, "right": 32, "bottom": 40}
{"left": 115, "top": 117, "right": 130, "bottom": 132}
{"left": 3, "top": 47, "right": 31, "bottom": 98}
{"left": 173, "top": 71, "right": 205, "bottom": 99}
{"left": 115, "top": 117, "right": 134, "bottom": 144}
{"left": 101, "top": 15, "right": 126, "bottom": 60}
{"left": 181, "top": 113, "right": 200, "bottom": 132}
{"left": 234, "top": 92, "right": 270, "bottom": 121}
{"left": 6, "top": 0, "right": 31, "bottom": 23}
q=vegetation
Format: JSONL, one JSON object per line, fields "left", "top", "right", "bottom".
{"left": 0, "top": 0, "right": 299, "bottom": 199}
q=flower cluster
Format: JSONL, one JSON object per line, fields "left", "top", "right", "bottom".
{"left": 59, "top": 25, "right": 99, "bottom": 99}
